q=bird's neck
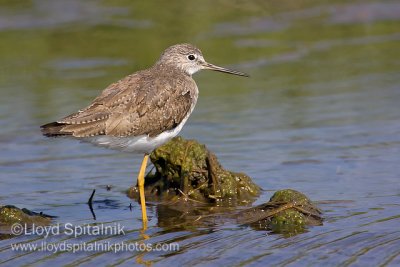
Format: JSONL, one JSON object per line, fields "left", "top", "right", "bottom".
{"left": 153, "top": 62, "right": 193, "bottom": 77}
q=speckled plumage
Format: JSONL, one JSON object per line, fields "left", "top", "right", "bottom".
{"left": 41, "top": 43, "right": 248, "bottom": 154}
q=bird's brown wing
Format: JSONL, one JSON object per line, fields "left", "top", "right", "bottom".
{"left": 41, "top": 70, "right": 196, "bottom": 138}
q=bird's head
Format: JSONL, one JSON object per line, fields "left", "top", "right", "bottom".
{"left": 157, "top": 43, "right": 249, "bottom": 77}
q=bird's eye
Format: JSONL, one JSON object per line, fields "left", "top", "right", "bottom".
{"left": 187, "top": 54, "right": 196, "bottom": 61}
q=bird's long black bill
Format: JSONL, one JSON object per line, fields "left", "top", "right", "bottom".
{"left": 203, "top": 62, "right": 249, "bottom": 77}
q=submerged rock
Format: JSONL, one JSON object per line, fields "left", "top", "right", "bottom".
{"left": 156, "top": 189, "right": 323, "bottom": 236}
{"left": 0, "top": 205, "right": 52, "bottom": 226}
{"left": 237, "top": 189, "right": 323, "bottom": 235}
{"left": 128, "top": 136, "right": 261, "bottom": 205}
{"left": 0, "top": 205, "right": 53, "bottom": 237}
{"left": 127, "top": 137, "right": 322, "bottom": 236}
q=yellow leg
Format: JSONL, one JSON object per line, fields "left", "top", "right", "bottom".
{"left": 138, "top": 154, "right": 149, "bottom": 226}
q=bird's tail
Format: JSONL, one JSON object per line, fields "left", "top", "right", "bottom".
{"left": 40, "top": 122, "right": 71, "bottom": 137}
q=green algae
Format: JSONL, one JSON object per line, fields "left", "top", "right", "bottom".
{"left": 128, "top": 136, "right": 260, "bottom": 205}
{"left": 237, "top": 189, "right": 323, "bottom": 236}
{"left": 155, "top": 189, "right": 322, "bottom": 236}
{"left": 127, "top": 138, "right": 322, "bottom": 236}
{"left": 0, "top": 205, "right": 52, "bottom": 226}
{"left": 0, "top": 205, "right": 53, "bottom": 238}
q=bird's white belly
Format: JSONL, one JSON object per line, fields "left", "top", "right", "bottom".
{"left": 83, "top": 112, "right": 190, "bottom": 154}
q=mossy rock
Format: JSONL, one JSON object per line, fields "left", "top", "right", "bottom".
{"left": 270, "top": 189, "right": 313, "bottom": 204}
{"left": 126, "top": 137, "right": 322, "bottom": 236}
{"left": 153, "top": 189, "right": 322, "bottom": 236}
{"left": 237, "top": 189, "right": 322, "bottom": 236}
{"left": 128, "top": 136, "right": 260, "bottom": 205}
{"left": 0, "top": 205, "right": 53, "bottom": 237}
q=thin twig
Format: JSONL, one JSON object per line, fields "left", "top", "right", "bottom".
{"left": 87, "top": 189, "right": 96, "bottom": 220}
